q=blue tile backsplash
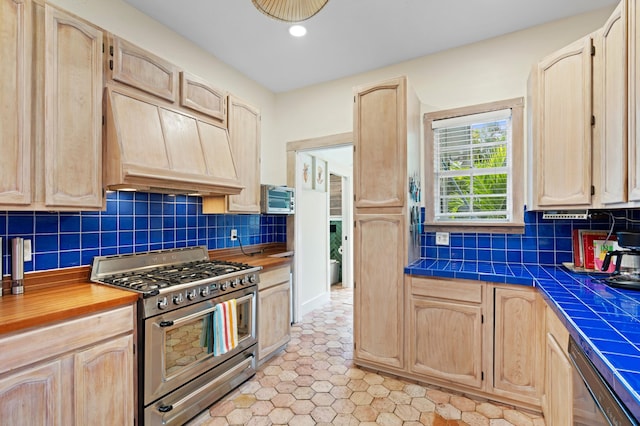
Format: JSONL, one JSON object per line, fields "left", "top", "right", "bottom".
{"left": 422, "top": 208, "right": 640, "bottom": 265}
{"left": 1, "top": 191, "right": 286, "bottom": 275}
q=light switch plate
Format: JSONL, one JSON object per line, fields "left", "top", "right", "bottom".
{"left": 23, "top": 239, "right": 32, "bottom": 262}
{"left": 435, "top": 232, "right": 450, "bottom": 246}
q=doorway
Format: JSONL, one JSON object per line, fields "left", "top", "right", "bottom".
{"left": 286, "top": 133, "right": 353, "bottom": 323}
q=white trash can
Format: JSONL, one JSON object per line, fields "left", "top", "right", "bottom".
{"left": 330, "top": 259, "right": 340, "bottom": 284}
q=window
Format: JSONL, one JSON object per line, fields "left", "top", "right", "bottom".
{"left": 424, "top": 98, "right": 524, "bottom": 231}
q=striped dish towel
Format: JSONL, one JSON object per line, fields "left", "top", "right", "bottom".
{"left": 213, "top": 300, "right": 239, "bottom": 356}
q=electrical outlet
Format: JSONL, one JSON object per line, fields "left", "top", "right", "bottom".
{"left": 23, "top": 239, "right": 32, "bottom": 262}
{"left": 230, "top": 229, "right": 238, "bottom": 241}
{"left": 435, "top": 232, "right": 449, "bottom": 246}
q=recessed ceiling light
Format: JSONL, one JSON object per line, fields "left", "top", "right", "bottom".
{"left": 289, "top": 25, "right": 307, "bottom": 37}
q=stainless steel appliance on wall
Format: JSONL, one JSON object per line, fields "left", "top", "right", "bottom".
{"left": 260, "top": 184, "right": 295, "bottom": 214}
{"left": 91, "top": 247, "right": 261, "bottom": 426}
{"left": 568, "top": 336, "right": 638, "bottom": 425}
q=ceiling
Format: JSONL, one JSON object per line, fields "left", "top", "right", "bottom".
{"left": 123, "top": 0, "right": 617, "bottom": 93}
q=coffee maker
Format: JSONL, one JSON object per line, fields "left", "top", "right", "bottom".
{"left": 600, "top": 231, "right": 640, "bottom": 290}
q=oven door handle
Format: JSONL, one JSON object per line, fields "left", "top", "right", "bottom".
{"left": 157, "top": 293, "right": 253, "bottom": 328}
{"left": 159, "top": 305, "right": 218, "bottom": 328}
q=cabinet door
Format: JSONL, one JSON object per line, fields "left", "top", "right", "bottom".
{"left": 74, "top": 334, "right": 134, "bottom": 426}
{"left": 408, "top": 297, "right": 483, "bottom": 388}
{"left": 227, "top": 95, "right": 261, "bottom": 213}
{"left": 533, "top": 36, "right": 593, "bottom": 208}
{"left": 629, "top": 0, "right": 640, "bottom": 201}
{"left": 492, "top": 287, "right": 543, "bottom": 404}
{"left": 0, "top": 359, "right": 66, "bottom": 425}
{"left": 597, "top": 1, "right": 628, "bottom": 205}
{"left": 110, "top": 36, "right": 178, "bottom": 102}
{"left": 354, "top": 77, "right": 406, "bottom": 210}
{"left": 180, "top": 71, "right": 226, "bottom": 126}
{"left": 44, "top": 5, "right": 103, "bottom": 208}
{"left": 0, "top": 0, "right": 32, "bottom": 205}
{"left": 544, "top": 333, "right": 573, "bottom": 426}
{"left": 258, "top": 281, "right": 291, "bottom": 361}
{"left": 354, "top": 214, "right": 404, "bottom": 369}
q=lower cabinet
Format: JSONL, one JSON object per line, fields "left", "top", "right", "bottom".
{"left": 542, "top": 305, "right": 574, "bottom": 426}
{"left": 491, "top": 286, "right": 544, "bottom": 406}
{"left": 0, "top": 305, "right": 135, "bottom": 426}
{"left": 258, "top": 264, "right": 291, "bottom": 363}
{"left": 407, "top": 278, "right": 484, "bottom": 389}
{"left": 406, "top": 276, "right": 544, "bottom": 410}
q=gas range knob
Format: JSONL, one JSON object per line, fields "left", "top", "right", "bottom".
{"left": 230, "top": 279, "right": 238, "bottom": 288}
{"left": 248, "top": 274, "right": 257, "bottom": 284}
{"left": 157, "top": 297, "right": 168, "bottom": 310}
{"left": 239, "top": 277, "right": 246, "bottom": 285}
{"left": 220, "top": 282, "right": 228, "bottom": 291}
{"left": 187, "top": 289, "right": 198, "bottom": 301}
{"left": 173, "top": 293, "right": 184, "bottom": 305}
{"left": 200, "top": 286, "right": 210, "bottom": 297}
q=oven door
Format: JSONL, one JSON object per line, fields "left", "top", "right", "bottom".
{"left": 144, "top": 286, "right": 256, "bottom": 405}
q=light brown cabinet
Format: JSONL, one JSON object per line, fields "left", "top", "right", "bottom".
{"left": 0, "top": 1, "right": 104, "bottom": 210}
{"left": 44, "top": 4, "right": 104, "bottom": 209}
{"left": 629, "top": 0, "right": 640, "bottom": 201}
{"left": 180, "top": 71, "right": 227, "bottom": 126}
{"left": 491, "top": 286, "right": 544, "bottom": 406}
{"left": 353, "top": 76, "right": 420, "bottom": 372}
{"left": 202, "top": 95, "right": 261, "bottom": 214}
{"left": 406, "top": 276, "right": 544, "bottom": 410}
{"left": 258, "top": 264, "right": 291, "bottom": 364}
{"left": 594, "top": 0, "right": 627, "bottom": 206}
{"left": 109, "top": 35, "right": 178, "bottom": 103}
{"left": 0, "top": 0, "right": 32, "bottom": 206}
{"left": 227, "top": 95, "right": 261, "bottom": 213}
{"left": 528, "top": 35, "right": 594, "bottom": 209}
{"left": 542, "top": 306, "right": 573, "bottom": 426}
{"left": 354, "top": 214, "right": 405, "bottom": 369}
{"left": 407, "top": 278, "right": 484, "bottom": 388}
{"left": 0, "top": 305, "right": 135, "bottom": 425}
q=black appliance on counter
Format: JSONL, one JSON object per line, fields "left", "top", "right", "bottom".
{"left": 601, "top": 231, "right": 640, "bottom": 290}
{"left": 91, "top": 246, "right": 261, "bottom": 426}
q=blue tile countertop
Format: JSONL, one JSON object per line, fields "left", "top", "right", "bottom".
{"left": 405, "top": 259, "right": 640, "bottom": 420}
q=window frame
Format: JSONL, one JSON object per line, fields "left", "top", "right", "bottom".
{"left": 423, "top": 97, "right": 525, "bottom": 233}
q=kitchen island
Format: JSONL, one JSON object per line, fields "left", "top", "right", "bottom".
{"left": 406, "top": 258, "right": 640, "bottom": 421}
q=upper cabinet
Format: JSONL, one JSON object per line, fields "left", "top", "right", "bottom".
{"left": 528, "top": 35, "right": 594, "bottom": 210}
{"left": 354, "top": 78, "right": 408, "bottom": 209}
{"left": 0, "top": 0, "right": 104, "bottom": 211}
{"left": 109, "top": 36, "right": 178, "bottom": 103}
{"left": 180, "top": 71, "right": 227, "bottom": 126}
{"left": 227, "top": 95, "right": 261, "bottom": 213}
{"left": 595, "top": 0, "right": 627, "bottom": 206}
{"left": 44, "top": 5, "right": 104, "bottom": 209}
{"left": 629, "top": 0, "right": 640, "bottom": 201}
{"left": 0, "top": 0, "right": 32, "bottom": 206}
{"left": 203, "top": 95, "right": 261, "bottom": 213}
{"left": 528, "top": 0, "right": 640, "bottom": 210}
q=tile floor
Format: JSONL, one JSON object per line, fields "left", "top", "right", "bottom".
{"left": 189, "top": 286, "right": 546, "bottom": 426}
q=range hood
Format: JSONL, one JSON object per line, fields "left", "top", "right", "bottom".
{"left": 103, "top": 86, "right": 243, "bottom": 196}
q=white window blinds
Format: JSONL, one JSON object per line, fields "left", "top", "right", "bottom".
{"left": 432, "top": 108, "right": 512, "bottom": 222}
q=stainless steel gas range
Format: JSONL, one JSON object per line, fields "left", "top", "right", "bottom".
{"left": 90, "top": 246, "right": 261, "bottom": 426}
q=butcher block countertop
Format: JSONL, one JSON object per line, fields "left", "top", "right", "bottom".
{"left": 0, "top": 243, "right": 292, "bottom": 336}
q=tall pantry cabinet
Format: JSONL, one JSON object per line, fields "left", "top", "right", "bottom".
{"left": 353, "top": 76, "right": 421, "bottom": 370}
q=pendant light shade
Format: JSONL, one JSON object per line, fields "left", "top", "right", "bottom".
{"left": 251, "top": 0, "right": 329, "bottom": 22}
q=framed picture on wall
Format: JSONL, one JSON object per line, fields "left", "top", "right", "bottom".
{"left": 299, "top": 153, "right": 314, "bottom": 191}
{"left": 314, "top": 158, "right": 327, "bottom": 192}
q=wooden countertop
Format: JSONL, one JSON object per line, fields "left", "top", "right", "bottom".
{"left": 0, "top": 283, "right": 138, "bottom": 335}
{"left": 0, "top": 243, "right": 292, "bottom": 336}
